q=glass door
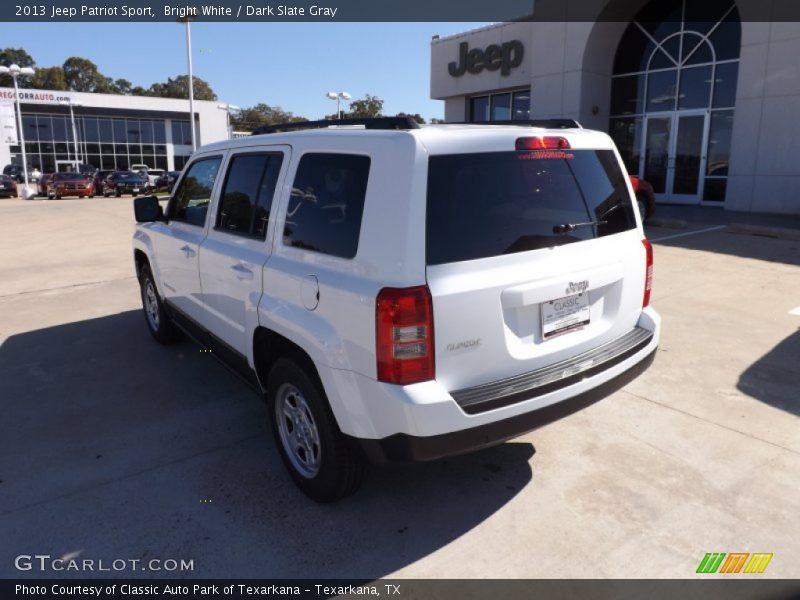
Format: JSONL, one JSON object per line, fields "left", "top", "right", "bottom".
{"left": 669, "top": 111, "right": 708, "bottom": 203}
{"left": 641, "top": 111, "right": 709, "bottom": 204}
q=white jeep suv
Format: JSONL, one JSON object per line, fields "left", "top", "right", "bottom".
{"left": 132, "top": 117, "right": 660, "bottom": 502}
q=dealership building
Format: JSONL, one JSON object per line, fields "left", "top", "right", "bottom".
{"left": 0, "top": 87, "right": 230, "bottom": 174}
{"left": 431, "top": 0, "right": 800, "bottom": 214}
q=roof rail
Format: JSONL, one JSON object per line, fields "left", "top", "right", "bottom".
{"left": 444, "top": 119, "right": 582, "bottom": 129}
{"left": 252, "top": 116, "right": 421, "bottom": 135}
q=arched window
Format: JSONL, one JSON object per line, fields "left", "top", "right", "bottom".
{"left": 609, "top": 0, "right": 740, "bottom": 203}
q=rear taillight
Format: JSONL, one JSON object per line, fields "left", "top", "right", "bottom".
{"left": 642, "top": 238, "right": 653, "bottom": 307}
{"left": 376, "top": 286, "right": 434, "bottom": 385}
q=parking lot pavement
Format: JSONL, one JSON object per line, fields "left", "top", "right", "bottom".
{"left": 1, "top": 197, "right": 799, "bottom": 579}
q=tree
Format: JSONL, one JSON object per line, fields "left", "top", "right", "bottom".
{"left": 63, "top": 57, "right": 111, "bottom": 93}
{"left": 429, "top": 118, "right": 446, "bottom": 124}
{"left": 110, "top": 78, "right": 133, "bottom": 95}
{"left": 0, "top": 48, "right": 35, "bottom": 87}
{"left": 30, "top": 66, "right": 67, "bottom": 91}
{"left": 147, "top": 75, "right": 217, "bottom": 101}
{"left": 396, "top": 112, "right": 426, "bottom": 124}
{"left": 230, "top": 103, "right": 306, "bottom": 132}
{"left": 345, "top": 94, "right": 384, "bottom": 118}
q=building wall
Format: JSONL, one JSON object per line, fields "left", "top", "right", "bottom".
{"left": 0, "top": 87, "right": 229, "bottom": 172}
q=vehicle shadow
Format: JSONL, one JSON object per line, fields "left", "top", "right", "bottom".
{"left": 0, "top": 310, "right": 533, "bottom": 579}
{"left": 737, "top": 329, "right": 800, "bottom": 416}
{"left": 647, "top": 226, "right": 800, "bottom": 267}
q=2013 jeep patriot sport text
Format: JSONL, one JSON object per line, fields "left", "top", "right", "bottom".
{"left": 132, "top": 117, "right": 660, "bottom": 502}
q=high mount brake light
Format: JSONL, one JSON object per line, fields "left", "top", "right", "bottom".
{"left": 516, "top": 136, "right": 571, "bottom": 151}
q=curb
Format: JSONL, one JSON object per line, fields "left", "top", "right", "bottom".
{"left": 729, "top": 223, "right": 800, "bottom": 241}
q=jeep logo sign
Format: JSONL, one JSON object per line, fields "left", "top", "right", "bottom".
{"left": 448, "top": 40, "right": 524, "bottom": 77}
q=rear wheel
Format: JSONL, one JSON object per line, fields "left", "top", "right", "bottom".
{"left": 138, "top": 264, "right": 179, "bottom": 344}
{"left": 267, "top": 358, "right": 365, "bottom": 502}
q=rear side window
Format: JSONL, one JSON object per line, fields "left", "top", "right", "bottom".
{"left": 426, "top": 149, "right": 636, "bottom": 265}
{"left": 283, "top": 153, "right": 370, "bottom": 259}
{"left": 216, "top": 153, "right": 283, "bottom": 239}
{"left": 169, "top": 156, "right": 222, "bottom": 227}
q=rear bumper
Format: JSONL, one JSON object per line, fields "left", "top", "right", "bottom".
{"left": 316, "top": 307, "right": 660, "bottom": 460}
{"left": 358, "top": 347, "right": 656, "bottom": 463}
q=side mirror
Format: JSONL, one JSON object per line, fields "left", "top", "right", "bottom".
{"left": 134, "top": 195, "right": 164, "bottom": 223}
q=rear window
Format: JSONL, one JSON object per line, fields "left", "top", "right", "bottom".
{"left": 426, "top": 149, "right": 636, "bottom": 265}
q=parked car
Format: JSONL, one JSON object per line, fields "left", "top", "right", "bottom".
{"left": 155, "top": 170, "right": 181, "bottom": 192}
{"left": 37, "top": 173, "right": 54, "bottom": 197}
{"left": 92, "top": 170, "right": 113, "bottom": 195}
{"left": 104, "top": 171, "right": 150, "bottom": 197}
{"left": 47, "top": 172, "right": 95, "bottom": 199}
{"left": 0, "top": 174, "right": 18, "bottom": 198}
{"left": 143, "top": 168, "right": 165, "bottom": 187}
{"left": 3, "top": 164, "right": 27, "bottom": 183}
{"left": 629, "top": 175, "right": 656, "bottom": 222}
{"left": 132, "top": 117, "right": 660, "bottom": 502}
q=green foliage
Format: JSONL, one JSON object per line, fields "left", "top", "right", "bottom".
{"left": 230, "top": 103, "right": 307, "bottom": 131}
{"left": 147, "top": 75, "right": 217, "bottom": 101}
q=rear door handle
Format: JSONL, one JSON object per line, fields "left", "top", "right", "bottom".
{"left": 230, "top": 263, "right": 254, "bottom": 280}
{"left": 180, "top": 245, "right": 196, "bottom": 258}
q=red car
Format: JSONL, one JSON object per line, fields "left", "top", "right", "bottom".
{"left": 0, "top": 174, "right": 17, "bottom": 198}
{"left": 629, "top": 175, "right": 655, "bottom": 222}
{"left": 47, "top": 172, "right": 95, "bottom": 199}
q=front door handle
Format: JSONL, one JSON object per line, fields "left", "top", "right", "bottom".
{"left": 230, "top": 263, "right": 254, "bottom": 280}
{"left": 180, "top": 245, "right": 196, "bottom": 258}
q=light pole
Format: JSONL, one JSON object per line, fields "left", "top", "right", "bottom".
{"left": 217, "top": 103, "right": 241, "bottom": 139}
{"left": 0, "top": 63, "right": 35, "bottom": 198}
{"left": 59, "top": 99, "right": 83, "bottom": 169}
{"left": 180, "top": 18, "right": 197, "bottom": 151}
{"left": 326, "top": 91, "right": 351, "bottom": 119}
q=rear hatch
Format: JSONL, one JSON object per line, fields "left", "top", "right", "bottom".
{"left": 425, "top": 132, "right": 647, "bottom": 398}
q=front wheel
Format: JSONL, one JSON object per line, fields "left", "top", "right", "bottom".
{"left": 138, "top": 264, "right": 179, "bottom": 344}
{"left": 267, "top": 359, "right": 365, "bottom": 502}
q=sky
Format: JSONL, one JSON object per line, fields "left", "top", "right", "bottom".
{"left": 1, "top": 22, "right": 488, "bottom": 121}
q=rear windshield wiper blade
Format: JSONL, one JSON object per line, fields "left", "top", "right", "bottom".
{"left": 553, "top": 220, "right": 607, "bottom": 235}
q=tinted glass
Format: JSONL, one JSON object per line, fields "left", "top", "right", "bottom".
{"left": 609, "top": 117, "right": 643, "bottom": 173}
{"left": 707, "top": 110, "right": 734, "bottom": 176}
{"left": 712, "top": 62, "right": 738, "bottom": 108}
{"left": 703, "top": 178, "right": 727, "bottom": 201}
{"left": 647, "top": 69, "right": 677, "bottom": 111}
{"left": 610, "top": 75, "right": 645, "bottom": 116}
{"left": 613, "top": 23, "right": 654, "bottom": 74}
{"left": 283, "top": 153, "right": 370, "bottom": 258}
{"left": 169, "top": 157, "right": 222, "bottom": 227}
{"left": 491, "top": 93, "right": 511, "bottom": 120}
{"left": 512, "top": 91, "right": 530, "bottom": 120}
{"left": 709, "top": 10, "right": 741, "bottom": 61}
{"left": 470, "top": 96, "right": 489, "bottom": 122}
{"left": 678, "top": 65, "right": 712, "bottom": 109}
{"left": 426, "top": 150, "right": 636, "bottom": 265}
{"left": 216, "top": 153, "right": 283, "bottom": 238}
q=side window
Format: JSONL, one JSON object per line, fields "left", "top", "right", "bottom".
{"left": 215, "top": 152, "right": 283, "bottom": 239}
{"left": 168, "top": 156, "right": 222, "bottom": 227}
{"left": 283, "top": 153, "right": 370, "bottom": 259}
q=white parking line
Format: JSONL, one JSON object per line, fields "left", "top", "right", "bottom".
{"left": 789, "top": 306, "right": 800, "bottom": 317}
{"left": 649, "top": 225, "right": 728, "bottom": 242}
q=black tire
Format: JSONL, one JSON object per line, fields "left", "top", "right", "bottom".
{"left": 267, "top": 358, "right": 365, "bottom": 502}
{"left": 103, "top": 191, "right": 110, "bottom": 198}
{"left": 138, "top": 264, "right": 179, "bottom": 344}
{"left": 116, "top": 190, "right": 122, "bottom": 198}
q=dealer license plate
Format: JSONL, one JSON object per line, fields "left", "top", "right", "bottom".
{"left": 541, "top": 293, "right": 590, "bottom": 340}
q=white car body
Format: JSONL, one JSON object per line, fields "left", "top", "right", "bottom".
{"left": 133, "top": 122, "right": 659, "bottom": 466}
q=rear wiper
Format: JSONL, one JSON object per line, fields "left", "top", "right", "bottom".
{"left": 553, "top": 220, "right": 607, "bottom": 235}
